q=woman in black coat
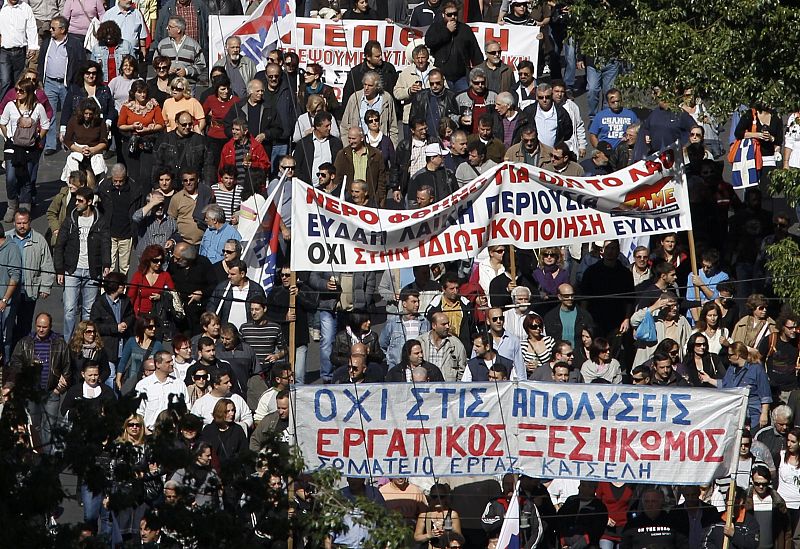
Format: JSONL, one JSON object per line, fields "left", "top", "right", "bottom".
{"left": 200, "top": 398, "right": 248, "bottom": 465}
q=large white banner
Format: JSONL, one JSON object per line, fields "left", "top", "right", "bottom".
{"left": 209, "top": 17, "right": 540, "bottom": 99}
{"left": 289, "top": 147, "right": 693, "bottom": 272}
{"left": 293, "top": 382, "right": 748, "bottom": 484}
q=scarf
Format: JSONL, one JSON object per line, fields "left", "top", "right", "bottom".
{"left": 122, "top": 97, "right": 159, "bottom": 116}
{"left": 366, "top": 131, "right": 384, "bottom": 148}
{"left": 81, "top": 343, "right": 97, "bottom": 359}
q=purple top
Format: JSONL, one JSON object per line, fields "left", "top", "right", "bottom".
{"left": 533, "top": 266, "right": 569, "bottom": 297}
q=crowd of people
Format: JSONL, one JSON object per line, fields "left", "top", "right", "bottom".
{"left": 0, "top": 0, "right": 796, "bottom": 546}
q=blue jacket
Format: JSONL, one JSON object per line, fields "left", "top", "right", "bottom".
{"left": 379, "top": 314, "right": 431, "bottom": 370}
{"left": 90, "top": 40, "right": 135, "bottom": 84}
{"left": 199, "top": 222, "right": 241, "bottom": 263}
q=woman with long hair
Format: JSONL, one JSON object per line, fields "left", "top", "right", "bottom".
{"left": 161, "top": 76, "right": 205, "bottom": 133}
{"left": 532, "top": 246, "right": 569, "bottom": 310}
{"left": 731, "top": 293, "right": 776, "bottom": 353}
{"left": 414, "top": 483, "right": 463, "bottom": 548}
{"left": 776, "top": 427, "right": 800, "bottom": 540}
{"left": 170, "top": 442, "right": 222, "bottom": 508}
{"left": 90, "top": 21, "right": 135, "bottom": 84}
{"left": 581, "top": 337, "right": 622, "bottom": 383}
{"left": 108, "top": 413, "right": 154, "bottom": 542}
{"left": 185, "top": 365, "right": 210, "bottom": 407}
{"left": 203, "top": 74, "right": 240, "bottom": 175}
{"left": 521, "top": 313, "right": 555, "bottom": 377}
{"left": 573, "top": 325, "right": 594, "bottom": 364}
{"left": 127, "top": 245, "right": 174, "bottom": 317}
{"left": 694, "top": 301, "right": 730, "bottom": 355}
{"left": 147, "top": 56, "right": 172, "bottom": 106}
{"left": 201, "top": 398, "right": 248, "bottom": 464}
{"left": 62, "top": 61, "right": 115, "bottom": 143}
{"left": 60, "top": 99, "right": 108, "bottom": 183}
{"left": 0, "top": 78, "right": 49, "bottom": 217}
{"left": 118, "top": 79, "right": 165, "bottom": 193}
{"left": 473, "top": 245, "right": 506, "bottom": 305}
{"left": 719, "top": 341, "right": 772, "bottom": 429}
{"left": 330, "top": 312, "right": 385, "bottom": 369}
{"left": 676, "top": 332, "right": 726, "bottom": 388}
{"left": 68, "top": 320, "right": 112, "bottom": 384}
{"left": 116, "top": 314, "right": 164, "bottom": 393}
{"left": 108, "top": 55, "right": 139, "bottom": 111}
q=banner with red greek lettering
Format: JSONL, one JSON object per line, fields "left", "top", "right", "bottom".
{"left": 293, "top": 383, "right": 748, "bottom": 484}
{"left": 209, "top": 17, "right": 539, "bottom": 99}
{"left": 289, "top": 147, "right": 692, "bottom": 272}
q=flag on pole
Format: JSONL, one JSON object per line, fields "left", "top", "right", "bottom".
{"left": 230, "top": 0, "right": 295, "bottom": 64}
{"left": 731, "top": 138, "right": 762, "bottom": 188}
{"left": 496, "top": 480, "right": 521, "bottom": 549}
{"left": 239, "top": 179, "right": 285, "bottom": 293}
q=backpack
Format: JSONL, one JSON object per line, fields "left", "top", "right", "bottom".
{"left": 12, "top": 104, "right": 37, "bottom": 148}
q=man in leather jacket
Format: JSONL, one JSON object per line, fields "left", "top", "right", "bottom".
{"left": 154, "top": 111, "right": 213, "bottom": 183}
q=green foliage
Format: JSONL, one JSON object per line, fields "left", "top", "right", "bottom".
{"left": 769, "top": 168, "right": 800, "bottom": 207}
{"left": 569, "top": 0, "right": 800, "bottom": 117}
{"left": 766, "top": 237, "right": 800, "bottom": 312}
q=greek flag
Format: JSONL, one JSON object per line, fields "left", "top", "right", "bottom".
{"left": 731, "top": 138, "right": 761, "bottom": 188}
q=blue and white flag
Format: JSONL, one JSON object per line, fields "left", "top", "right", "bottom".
{"left": 731, "top": 138, "right": 761, "bottom": 188}
{"left": 496, "top": 480, "right": 521, "bottom": 549}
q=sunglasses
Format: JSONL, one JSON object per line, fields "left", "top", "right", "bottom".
{"left": 530, "top": 324, "right": 542, "bottom": 329}
{"left": 538, "top": 94, "right": 553, "bottom": 100}
{"left": 551, "top": 155, "right": 565, "bottom": 160}
{"left": 486, "top": 50, "right": 501, "bottom": 55}
{"left": 157, "top": 65, "right": 169, "bottom": 70}
{"left": 472, "top": 80, "right": 486, "bottom": 86}
{"left": 690, "top": 132, "right": 703, "bottom": 137}
{"left": 85, "top": 71, "right": 98, "bottom": 75}
{"left": 367, "top": 118, "right": 379, "bottom": 123}
{"left": 281, "top": 165, "right": 296, "bottom": 170}
{"left": 280, "top": 272, "right": 291, "bottom": 278}
{"left": 171, "top": 87, "right": 185, "bottom": 91}
{"left": 223, "top": 250, "right": 236, "bottom": 255}
{"left": 193, "top": 374, "right": 208, "bottom": 380}
{"left": 178, "top": 122, "right": 193, "bottom": 128}
{"left": 84, "top": 329, "right": 96, "bottom": 334}
{"left": 317, "top": 172, "right": 330, "bottom": 177}
{"left": 151, "top": 257, "right": 163, "bottom": 262}
{"left": 444, "top": 10, "right": 458, "bottom": 16}
{"left": 127, "top": 423, "right": 142, "bottom": 428}
{"left": 491, "top": 316, "right": 504, "bottom": 322}
{"left": 753, "top": 481, "right": 770, "bottom": 487}
{"left": 267, "top": 74, "right": 281, "bottom": 79}
{"left": 182, "top": 177, "right": 196, "bottom": 182}
{"left": 146, "top": 325, "right": 157, "bottom": 329}
{"left": 632, "top": 376, "right": 646, "bottom": 382}
{"left": 543, "top": 252, "right": 558, "bottom": 257}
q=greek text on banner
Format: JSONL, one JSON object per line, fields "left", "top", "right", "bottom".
{"left": 293, "top": 382, "right": 748, "bottom": 484}
{"left": 289, "top": 146, "right": 693, "bottom": 272}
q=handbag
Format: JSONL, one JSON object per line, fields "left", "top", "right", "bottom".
{"left": 727, "top": 108, "right": 763, "bottom": 168}
{"left": 634, "top": 308, "right": 658, "bottom": 343}
{"left": 77, "top": 0, "right": 101, "bottom": 51}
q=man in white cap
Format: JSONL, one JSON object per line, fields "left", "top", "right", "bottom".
{"left": 406, "top": 143, "right": 457, "bottom": 207}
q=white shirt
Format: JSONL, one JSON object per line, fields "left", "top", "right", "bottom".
{"left": 229, "top": 285, "right": 249, "bottom": 329}
{"left": 173, "top": 358, "right": 195, "bottom": 383}
{"left": 311, "top": 134, "right": 332, "bottom": 185}
{"left": 76, "top": 214, "right": 94, "bottom": 269}
{"left": 0, "top": 2, "right": 39, "bottom": 50}
{"left": 190, "top": 392, "right": 253, "bottom": 431}
{"left": 253, "top": 387, "right": 277, "bottom": 422}
{"left": 0, "top": 102, "right": 50, "bottom": 140}
{"left": 535, "top": 106, "right": 558, "bottom": 147}
{"left": 560, "top": 99, "right": 587, "bottom": 154}
{"left": 135, "top": 374, "right": 190, "bottom": 429}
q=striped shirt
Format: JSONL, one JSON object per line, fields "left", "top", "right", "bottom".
{"left": 211, "top": 184, "right": 243, "bottom": 223}
{"left": 240, "top": 321, "right": 284, "bottom": 369}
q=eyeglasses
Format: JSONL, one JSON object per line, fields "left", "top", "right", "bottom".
{"left": 538, "top": 94, "right": 553, "bottom": 100}
{"left": 486, "top": 50, "right": 501, "bottom": 55}
{"left": 84, "top": 329, "right": 96, "bottom": 334}
{"left": 472, "top": 80, "right": 486, "bottom": 86}
{"left": 367, "top": 118, "right": 379, "bottom": 123}
{"left": 14, "top": 88, "right": 23, "bottom": 93}
{"left": 178, "top": 121, "right": 193, "bottom": 128}
{"left": 787, "top": 325, "right": 798, "bottom": 330}
{"left": 521, "top": 138, "right": 536, "bottom": 143}
{"left": 157, "top": 65, "right": 169, "bottom": 70}
{"left": 551, "top": 154, "right": 565, "bottom": 160}
{"left": 444, "top": 10, "right": 458, "bottom": 17}
{"left": 491, "top": 316, "right": 504, "bottom": 322}
{"left": 280, "top": 272, "right": 291, "bottom": 278}
{"left": 430, "top": 80, "right": 443, "bottom": 86}
{"left": 223, "top": 250, "right": 236, "bottom": 255}
{"left": 690, "top": 132, "right": 703, "bottom": 137}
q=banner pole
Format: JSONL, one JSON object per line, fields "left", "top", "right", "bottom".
{"left": 509, "top": 245, "right": 517, "bottom": 285}
{"left": 687, "top": 230, "right": 699, "bottom": 275}
{"left": 289, "top": 272, "right": 297, "bottom": 371}
{"left": 722, "top": 394, "right": 749, "bottom": 549}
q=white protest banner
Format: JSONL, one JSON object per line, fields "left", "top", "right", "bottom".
{"left": 209, "top": 16, "right": 539, "bottom": 98}
{"left": 293, "top": 382, "right": 748, "bottom": 484}
{"left": 289, "top": 146, "right": 693, "bottom": 272}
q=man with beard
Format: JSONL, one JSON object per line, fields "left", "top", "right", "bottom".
{"left": 463, "top": 332, "right": 514, "bottom": 381}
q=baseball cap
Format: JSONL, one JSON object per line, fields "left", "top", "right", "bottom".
{"left": 424, "top": 143, "right": 450, "bottom": 157}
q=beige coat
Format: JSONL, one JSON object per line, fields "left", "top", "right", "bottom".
{"left": 341, "top": 90, "right": 400, "bottom": 147}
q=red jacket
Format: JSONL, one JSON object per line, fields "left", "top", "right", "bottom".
{"left": 219, "top": 135, "right": 270, "bottom": 174}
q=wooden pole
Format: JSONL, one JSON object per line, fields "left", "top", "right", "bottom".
{"left": 288, "top": 272, "right": 297, "bottom": 371}
{"left": 687, "top": 230, "right": 699, "bottom": 275}
{"left": 509, "top": 246, "right": 517, "bottom": 283}
{"left": 721, "top": 394, "right": 750, "bottom": 549}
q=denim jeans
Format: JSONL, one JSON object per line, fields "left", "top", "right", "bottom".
{"left": 43, "top": 77, "right": 68, "bottom": 151}
{"left": 5, "top": 148, "right": 41, "bottom": 203}
{"left": 81, "top": 483, "right": 104, "bottom": 525}
{"left": 63, "top": 268, "right": 99, "bottom": 340}
{"left": 319, "top": 310, "right": 339, "bottom": 381}
{"left": 562, "top": 37, "right": 577, "bottom": 89}
{"left": 27, "top": 391, "right": 61, "bottom": 454}
{"left": 0, "top": 47, "right": 27, "bottom": 101}
{"left": 295, "top": 344, "right": 308, "bottom": 385}
{"left": 0, "top": 296, "right": 16, "bottom": 360}
{"left": 270, "top": 143, "right": 289, "bottom": 178}
{"left": 105, "top": 363, "right": 116, "bottom": 390}
{"left": 447, "top": 76, "right": 470, "bottom": 94}
{"left": 11, "top": 292, "right": 35, "bottom": 352}
{"left": 586, "top": 60, "right": 621, "bottom": 118}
